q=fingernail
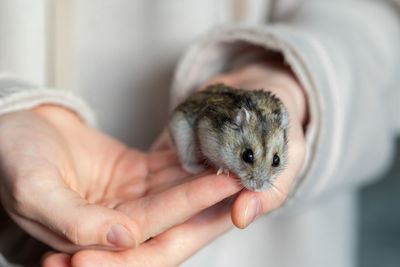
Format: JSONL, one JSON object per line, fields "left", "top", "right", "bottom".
{"left": 244, "top": 197, "right": 262, "bottom": 227}
{"left": 107, "top": 225, "right": 137, "bottom": 248}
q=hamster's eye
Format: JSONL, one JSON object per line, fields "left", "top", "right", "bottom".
{"left": 272, "top": 153, "right": 280, "bottom": 167}
{"left": 242, "top": 149, "right": 254, "bottom": 164}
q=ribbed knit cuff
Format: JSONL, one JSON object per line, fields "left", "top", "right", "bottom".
{"left": 0, "top": 73, "right": 96, "bottom": 126}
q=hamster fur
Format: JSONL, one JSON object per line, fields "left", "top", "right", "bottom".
{"left": 169, "top": 83, "right": 289, "bottom": 192}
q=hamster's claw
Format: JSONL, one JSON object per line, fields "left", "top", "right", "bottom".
{"left": 217, "top": 168, "right": 230, "bottom": 176}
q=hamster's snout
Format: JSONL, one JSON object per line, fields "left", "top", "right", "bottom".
{"left": 243, "top": 176, "right": 269, "bottom": 191}
{"left": 255, "top": 180, "right": 264, "bottom": 190}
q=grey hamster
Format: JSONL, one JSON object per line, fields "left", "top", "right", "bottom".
{"left": 169, "top": 83, "right": 289, "bottom": 191}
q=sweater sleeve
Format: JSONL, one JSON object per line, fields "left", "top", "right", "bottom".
{"left": 170, "top": 0, "right": 400, "bottom": 211}
{"left": 0, "top": 73, "right": 96, "bottom": 126}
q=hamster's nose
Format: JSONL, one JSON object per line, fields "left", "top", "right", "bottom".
{"left": 256, "top": 180, "right": 264, "bottom": 189}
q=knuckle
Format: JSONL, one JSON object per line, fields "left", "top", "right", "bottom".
{"left": 8, "top": 177, "right": 32, "bottom": 214}
{"left": 64, "top": 221, "right": 88, "bottom": 246}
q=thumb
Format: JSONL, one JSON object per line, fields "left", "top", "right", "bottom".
{"left": 53, "top": 200, "right": 140, "bottom": 249}
{"left": 14, "top": 172, "right": 141, "bottom": 250}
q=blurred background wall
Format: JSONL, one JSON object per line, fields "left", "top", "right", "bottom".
{"left": 359, "top": 137, "right": 400, "bottom": 267}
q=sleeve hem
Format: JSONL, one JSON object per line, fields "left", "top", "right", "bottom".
{"left": 0, "top": 88, "right": 97, "bottom": 127}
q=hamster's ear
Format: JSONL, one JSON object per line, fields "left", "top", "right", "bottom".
{"left": 271, "top": 102, "right": 289, "bottom": 129}
{"left": 235, "top": 107, "right": 251, "bottom": 125}
{"left": 278, "top": 102, "right": 289, "bottom": 129}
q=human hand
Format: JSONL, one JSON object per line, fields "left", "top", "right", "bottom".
{"left": 43, "top": 60, "right": 307, "bottom": 266}
{"left": 43, "top": 195, "right": 235, "bottom": 267}
{"left": 0, "top": 106, "right": 241, "bottom": 255}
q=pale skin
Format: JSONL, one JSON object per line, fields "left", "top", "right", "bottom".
{"left": 0, "top": 61, "right": 306, "bottom": 266}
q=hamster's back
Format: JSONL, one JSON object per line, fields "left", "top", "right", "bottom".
{"left": 174, "top": 84, "right": 251, "bottom": 118}
{"left": 174, "top": 84, "right": 282, "bottom": 126}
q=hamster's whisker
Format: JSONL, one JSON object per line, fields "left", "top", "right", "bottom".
{"left": 231, "top": 177, "right": 244, "bottom": 189}
{"left": 267, "top": 181, "right": 284, "bottom": 196}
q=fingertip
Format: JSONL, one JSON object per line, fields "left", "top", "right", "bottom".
{"left": 231, "top": 190, "right": 263, "bottom": 229}
{"left": 58, "top": 204, "right": 142, "bottom": 249}
{"left": 231, "top": 196, "right": 246, "bottom": 229}
{"left": 72, "top": 250, "right": 123, "bottom": 267}
{"left": 71, "top": 250, "right": 98, "bottom": 267}
{"left": 98, "top": 210, "right": 142, "bottom": 249}
{"left": 106, "top": 224, "right": 138, "bottom": 248}
{"left": 42, "top": 252, "right": 71, "bottom": 267}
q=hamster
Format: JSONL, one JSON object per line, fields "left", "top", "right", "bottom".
{"left": 169, "top": 83, "right": 289, "bottom": 192}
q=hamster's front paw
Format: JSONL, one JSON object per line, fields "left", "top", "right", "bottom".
{"left": 182, "top": 162, "right": 205, "bottom": 174}
{"left": 217, "top": 168, "right": 230, "bottom": 176}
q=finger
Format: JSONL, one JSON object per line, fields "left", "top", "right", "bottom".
{"left": 8, "top": 211, "right": 81, "bottom": 253}
{"left": 15, "top": 169, "right": 142, "bottom": 250}
{"left": 147, "top": 149, "right": 180, "bottom": 173}
{"left": 149, "top": 129, "right": 172, "bottom": 152}
{"left": 147, "top": 153, "right": 220, "bottom": 193}
{"left": 146, "top": 165, "right": 190, "bottom": 194}
{"left": 42, "top": 192, "right": 141, "bottom": 249}
{"left": 71, "top": 201, "right": 233, "bottom": 267}
{"left": 198, "top": 74, "right": 238, "bottom": 91}
{"left": 9, "top": 208, "right": 139, "bottom": 255}
{"left": 42, "top": 252, "right": 71, "bottom": 267}
{"left": 231, "top": 187, "right": 286, "bottom": 229}
{"left": 146, "top": 168, "right": 218, "bottom": 194}
{"left": 231, "top": 119, "right": 305, "bottom": 228}
{"left": 115, "top": 173, "right": 241, "bottom": 242}
{"left": 103, "top": 149, "right": 183, "bottom": 198}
